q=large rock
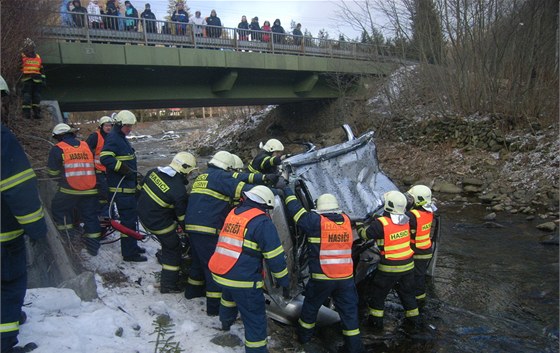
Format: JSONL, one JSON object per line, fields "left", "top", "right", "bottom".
{"left": 463, "top": 177, "right": 484, "bottom": 186}
{"left": 58, "top": 271, "right": 98, "bottom": 301}
{"left": 433, "top": 181, "right": 462, "bottom": 194}
{"left": 536, "top": 222, "right": 557, "bottom": 232}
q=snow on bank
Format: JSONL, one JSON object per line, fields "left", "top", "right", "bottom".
{"left": 19, "top": 237, "right": 251, "bottom": 353}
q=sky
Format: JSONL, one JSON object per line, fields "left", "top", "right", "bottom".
{"left": 138, "top": 0, "right": 367, "bottom": 40}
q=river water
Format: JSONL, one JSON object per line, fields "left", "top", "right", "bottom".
{"left": 132, "top": 130, "right": 559, "bottom": 353}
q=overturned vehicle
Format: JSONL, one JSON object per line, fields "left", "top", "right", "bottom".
{"left": 262, "top": 125, "right": 440, "bottom": 326}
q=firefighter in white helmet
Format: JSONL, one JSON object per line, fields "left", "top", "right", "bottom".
{"left": 357, "top": 190, "right": 419, "bottom": 333}
{"left": 230, "top": 153, "right": 282, "bottom": 189}
{"left": 406, "top": 185, "right": 437, "bottom": 305}
{"left": 209, "top": 185, "right": 289, "bottom": 352}
{"left": 247, "top": 138, "right": 288, "bottom": 174}
{"left": 137, "top": 152, "right": 198, "bottom": 293}
{"left": 183, "top": 150, "right": 257, "bottom": 316}
{"left": 283, "top": 187, "right": 364, "bottom": 353}
{"left": 100, "top": 110, "right": 146, "bottom": 262}
{"left": 47, "top": 123, "right": 102, "bottom": 256}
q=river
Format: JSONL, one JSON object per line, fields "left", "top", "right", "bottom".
{"left": 132, "top": 129, "right": 559, "bottom": 353}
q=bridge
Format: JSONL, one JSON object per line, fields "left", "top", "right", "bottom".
{"left": 39, "top": 13, "right": 399, "bottom": 111}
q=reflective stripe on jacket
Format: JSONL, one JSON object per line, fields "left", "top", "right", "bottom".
{"left": 209, "top": 208, "right": 265, "bottom": 275}
{"left": 93, "top": 130, "right": 106, "bottom": 172}
{"left": 319, "top": 214, "right": 353, "bottom": 278}
{"left": 410, "top": 209, "right": 433, "bottom": 250}
{"left": 21, "top": 54, "right": 42, "bottom": 75}
{"left": 56, "top": 141, "right": 96, "bottom": 191}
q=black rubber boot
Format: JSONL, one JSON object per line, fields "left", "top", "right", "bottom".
{"left": 160, "top": 270, "right": 181, "bottom": 294}
{"left": 83, "top": 237, "right": 100, "bottom": 256}
{"left": 6, "top": 342, "right": 38, "bottom": 353}
{"left": 364, "top": 316, "right": 384, "bottom": 333}
{"left": 123, "top": 254, "right": 148, "bottom": 262}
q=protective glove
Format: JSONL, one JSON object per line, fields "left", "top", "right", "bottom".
{"left": 264, "top": 173, "right": 279, "bottom": 185}
{"left": 282, "top": 286, "right": 291, "bottom": 300}
{"left": 275, "top": 176, "right": 288, "bottom": 189}
{"left": 357, "top": 226, "right": 368, "bottom": 240}
{"left": 117, "top": 163, "right": 131, "bottom": 175}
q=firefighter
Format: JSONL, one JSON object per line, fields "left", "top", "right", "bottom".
{"left": 284, "top": 189, "right": 364, "bottom": 353}
{"left": 358, "top": 190, "right": 419, "bottom": 332}
{"left": 20, "top": 38, "right": 46, "bottom": 120}
{"left": 100, "top": 110, "right": 146, "bottom": 262}
{"left": 247, "top": 138, "right": 288, "bottom": 174}
{"left": 86, "top": 116, "right": 113, "bottom": 218}
{"left": 183, "top": 150, "right": 254, "bottom": 316}
{"left": 209, "top": 185, "right": 289, "bottom": 353}
{"left": 406, "top": 185, "right": 437, "bottom": 304}
{"left": 47, "top": 123, "right": 102, "bottom": 256}
{"left": 1, "top": 124, "right": 47, "bottom": 353}
{"left": 137, "top": 152, "right": 198, "bottom": 293}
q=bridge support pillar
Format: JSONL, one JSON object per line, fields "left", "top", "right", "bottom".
{"left": 212, "top": 71, "right": 239, "bottom": 93}
{"left": 294, "top": 73, "right": 319, "bottom": 93}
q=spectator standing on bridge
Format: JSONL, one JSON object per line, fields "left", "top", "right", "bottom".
{"left": 249, "top": 17, "right": 261, "bottom": 41}
{"left": 70, "top": 0, "right": 87, "bottom": 28}
{"left": 293, "top": 23, "right": 303, "bottom": 46}
{"left": 171, "top": 2, "right": 189, "bottom": 36}
{"left": 283, "top": 190, "right": 364, "bottom": 353}
{"left": 190, "top": 11, "right": 206, "bottom": 37}
{"left": 87, "top": 0, "right": 102, "bottom": 29}
{"left": 271, "top": 19, "right": 285, "bottom": 44}
{"left": 261, "top": 20, "right": 271, "bottom": 43}
{"left": 100, "top": 110, "right": 147, "bottom": 262}
{"left": 237, "top": 15, "right": 249, "bottom": 41}
{"left": 1, "top": 124, "right": 48, "bottom": 353}
{"left": 205, "top": 9, "right": 222, "bottom": 38}
{"left": 124, "top": 1, "right": 139, "bottom": 31}
{"left": 104, "top": 0, "right": 119, "bottom": 30}
{"left": 20, "top": 38, "right": 46, "bottom": 120}
{"left": 140, "top": 3, "right": 157, "bottom": 33}
{"left": 47, "top": 123, "right": 102, "bottom": 257}
{"left": 60, "top": 0, "right": 74, "bottom": 26}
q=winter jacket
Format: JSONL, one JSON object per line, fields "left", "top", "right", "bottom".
{"left": 137, "top": 167, "right": 188, "bottom": 235}
{"left": 206, "top": 15, "right": 222, "bottom": 38}
{"left": 1, "top": 124, "right": 47, "bottom": 243}
{"left": 248, "top": 150, "right": 281, "bottom": 174}
{"left": 271, "top": 20, "right": 285, "bottom": 43}
{"left": 100, "top": 125, "right": 137, "bottom": 194}
{"left": 140, "top": 9, "right": 157, "bottom": 33}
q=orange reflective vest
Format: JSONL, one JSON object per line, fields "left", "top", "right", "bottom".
{"left": 93, "top": 130, "right": 106, "bottom": 172}
{"left": 410, "top": 209, "right": 433, "bottom": 250}
{"left": 209, "top": 208, "right": 265, "bottom": 275}
{"left": 377, "top": 216, "right": 413, "bottom": 261}
{"left": 319, "top": 214, "right": 354, "bottom": 278}
{"left": 21, "top": 54, "right": 42, "bottom": 75}
{"left": 56, "top": 141, "right": 97, "bottom": 191}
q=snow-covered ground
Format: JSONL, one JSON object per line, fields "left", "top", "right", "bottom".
{"left": 19, "top": 237, "right": 262, "bottom": 353}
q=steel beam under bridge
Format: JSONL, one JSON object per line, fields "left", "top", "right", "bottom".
{"left": 39, "top": 42, "right": 397, "bottom": 112}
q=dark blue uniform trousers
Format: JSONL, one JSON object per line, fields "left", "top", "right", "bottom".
{"left": 220, "top": 286, "right": 268, "bottom": 353}
{"left": 51, "top": 192, "right": 101, "bottom": 239}
{"left": 184, "top": 235, "right": 205, "bottom": 299}
{"left": 114, "top": 193, "right": 140, "bottom": 257}
{"left": 95, "top": 172, "right": 109, "bottom": 218}
{"left": 1, "top": 237, "right": 27, "bottom": 352}
{"left": 298, "top": 278, "right": 363, "bottom": 353}
{"left": 187, "top": 232, "right": 220, "bottom": 315}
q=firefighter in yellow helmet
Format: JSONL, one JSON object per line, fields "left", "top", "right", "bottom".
{"left": 247, "top": 138, "right": 288, "bottom": 174}
{"left": 137, "top": 152, "right": 198, "bottom": 293}
{"left": 86, "top": 116, "right": 114, "bottom": 219}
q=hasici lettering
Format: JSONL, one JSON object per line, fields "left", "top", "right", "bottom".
{"left": 69, "top": 152, "right": 90, "bottom": 160}
{"left": 149, "top": 172, "right": 170, "bottom": 193}
{"left": 421, "top": 222, "right": 432, "bottom": 231}
{"left": 389, "top": 230, "right": 409, "bottom": 241}
{"left": 223, "top": 222, "right": 241, "bottom": 235}
{"left": 328, "top": 233, "right": 350, "bottom": 242}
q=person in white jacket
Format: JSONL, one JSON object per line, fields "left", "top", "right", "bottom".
{"left": 189, "top": 10, "right": 206, "bottom": 37}
{"left": 87, "top": 0, "right": 102, "bottom": 28}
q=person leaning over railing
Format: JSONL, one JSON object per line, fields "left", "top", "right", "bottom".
{"left": 237, "top": 15, "right": 249, "bottom": 41}
{"left": 271, "top": 19, "right": 285, "bottom": 44}
{"left": 171, "top": 1, "right": 188, "bottom": 35}
{"left": 104, "top": 0, "right": 120, "bottom": 30}
{"left": 206, "top": 9, "right": 222, "bottom": 38}
{"left": 249, "top": 16, "right": 261, "bottom": 41}
{"left": 87, "top": 0, "right": 102, "bottom": 29}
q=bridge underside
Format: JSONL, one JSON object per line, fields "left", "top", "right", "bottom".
{"left": 39, "top": 43, "right": 396, "bottom": 111}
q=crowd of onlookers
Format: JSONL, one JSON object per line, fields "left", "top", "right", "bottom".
{"left": 60, "top": 0, "right": 305, "bottom": 44}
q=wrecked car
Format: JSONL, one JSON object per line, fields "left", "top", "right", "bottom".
{"left": 262, "top": 125, "right": 440, "bottom": 326}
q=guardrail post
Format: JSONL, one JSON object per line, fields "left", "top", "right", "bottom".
{"left": 85, "top": 13, "right": 91, "bottom": 43}
{"left": 142, "top": 18, "right": 148, "bottom": 45}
